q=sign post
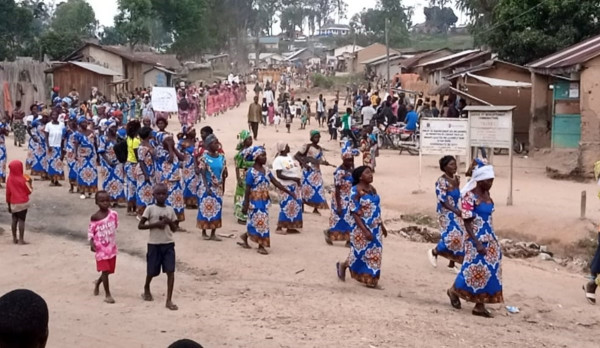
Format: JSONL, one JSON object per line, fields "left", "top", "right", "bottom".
{"left": 419, "top": 117, "right": 469, "bottom": 190}
{"left": 464, "top": 106, "right": 516, "bottom": 206}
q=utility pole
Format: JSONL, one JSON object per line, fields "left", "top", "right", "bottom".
{"left": 385, "top": 18, "right": 390, "bottom": 93}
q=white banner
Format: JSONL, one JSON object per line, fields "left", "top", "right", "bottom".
{"left": 151, "top": 87, "right": 178, "bottom": 112}
{"left": 420, "top": 118, "right": 469, "bottom": 156}
{"left": 469, "top": 111, "right": 512, "bottom": 149}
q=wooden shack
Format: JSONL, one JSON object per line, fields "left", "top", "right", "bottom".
{"left": 45, "top": 62, "right": 121, "bottom": 100}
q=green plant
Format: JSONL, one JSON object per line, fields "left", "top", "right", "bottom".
{"left": 311, "top": 73, "right": 334, "bottom": 89}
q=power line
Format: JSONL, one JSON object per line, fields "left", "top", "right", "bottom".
{"left": 477, "top": 0, "right": 554, "bottom": 36}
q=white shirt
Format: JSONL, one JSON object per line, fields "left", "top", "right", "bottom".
{"left": 272, "top": 155, "right": 301, "bottom": 186}
{"left": 317, "top": 99, "right": 325, "bottom": 113}
{"left": 264, "top": 90, "right": 275, "bottom": 105}
{"left": 44, "top": 122, "right": 65, "bottom": 147}
{"left": 361, "top": 106, "right": 376, "bottom": 126}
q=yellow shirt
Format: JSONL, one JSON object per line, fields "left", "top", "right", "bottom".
{"left": 127, "top": 137, "right": 141, "bottom": 163}
{"left": 370, "top": 94, "right": 378, "bottom": 107}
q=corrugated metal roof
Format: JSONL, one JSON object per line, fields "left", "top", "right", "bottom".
{"left": 436, "top": 51, "right": 491, "bottom": 71}
{"left": 416, "top": 50, "right": 479, "bottom": 67}
{"left": 400, "top": 49, "right": 448, "bottom": 69}
{"left": 67, "top": 62, "right": 122, "bottom": 76}
{"left": 361, "top": 53, "right": 401, "bottom": 65}
{"left": 528, "top": 34, "right": 600, "bottom": 70}
{"left": 466, "top": 73, "right": 532, "bottom": 88}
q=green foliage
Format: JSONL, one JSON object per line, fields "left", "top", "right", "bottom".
{"left": 350, "top": 0, "right": 411, "bottom": 47}
{"left": 99, "top": 26, "right": 127, "bottom": 46}
{"left": 0, "top": 0, "right": 36, "bottom": 61}
{"left": 114, "top": 0, "right": 153, "bottom": 48}
{"left": 40, "top": 30, "right": 82, "bottom": 60}
{"left": 50, "top": 0, "right": 97, "bottom": 37}
{"left": 311, "top": 73, "right": 334, "bottom": 88}
{"left": 463, "top": 0, "right": 600, "bottom": 65}
{"left": 423, "top": 6, "right": 458, "bottom": 33}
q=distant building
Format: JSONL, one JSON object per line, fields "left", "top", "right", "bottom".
{"left": 258, "top": 37, "right": 280, "bottom": 51}
{"left": 317, "top": 23, "right": 351, "bottom": 36}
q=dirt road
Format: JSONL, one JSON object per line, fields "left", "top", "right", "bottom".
{"left": 0, "top": 95, "right": 599, "bottom": 347}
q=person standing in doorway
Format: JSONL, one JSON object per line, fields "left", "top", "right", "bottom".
{"left": 247, "top": 96, "right": 262, "bottom": 140}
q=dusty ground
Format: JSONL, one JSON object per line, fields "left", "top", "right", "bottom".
{"left": 1, "top": 93, "right": 599, "bottom": 347}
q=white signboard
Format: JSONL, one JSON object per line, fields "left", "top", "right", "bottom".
{"left": 151, "top": 87, "right": 178, "bottom": 112}
{"left": 469, "top": 111, "right": 512, "bottom": 148}
{"left": 420, "top": 118, "right": 469, "bottom": 156}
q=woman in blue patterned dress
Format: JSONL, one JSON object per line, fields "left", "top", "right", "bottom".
{"left": 197, "top": 134, "right": 228, "bottom": 241}
{"left": 428, "top": 155, "right": 465, "bottom": 272}
{"left": 447, "top": 163, "right": 503, "bottom": 318}
{"left": 65, "top": 118, "right": 78, "bottom": 193}
{"left": 44, "top": 109, "right": 66, "bottom": 186}
{"left": 177, "top": 127, "right": 198, "bottom": 209}
{"left": 74, "top": 117, "right": 98, "bottom": 199}
{"left": 135, "top": 126, "right": 156, "bottom": 217}
{"left": 294, "top": 130, "right": 332, "bottom": 215}
{"left": 157, "top": 134, "right": 186, "bottom": 226}
{"left": 237, "top": 146, "right": 294, "bottom": 255}
{"left": 272, "top": 142, "right": 303, "bottom": 234}
{"left": 0, "top": 120, "right": 8, "bottom": 185}
{"left": 324, "top": 140, "right": 358, "bottom": 246}
{"left": 98, "top": 122, "right": 126, "bottom": 206}
{"left": 233, "top": 130, "right": 254, "bottom": 224}
{"left": 29, "top": 112, "right": 49, "bottom": 179}
{"left": 337, "top": 166, "right": 388, "bottom": 289}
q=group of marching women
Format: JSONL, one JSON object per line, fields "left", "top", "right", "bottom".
{"left": 176, "top": 81, "right": 247, "bottom": 126}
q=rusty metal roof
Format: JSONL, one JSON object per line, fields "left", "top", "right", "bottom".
{"left": 527, "top": 34, "right": 600, "bottom": 71}
{"left": 400, "top": 49, "right": 449, "bottom": 69}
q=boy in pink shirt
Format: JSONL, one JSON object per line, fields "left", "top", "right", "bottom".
{"left": 88, "top": 191, "right": 118, "bottom": 304}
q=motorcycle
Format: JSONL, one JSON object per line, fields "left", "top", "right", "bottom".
{"left": 375, "top": 123, "right": 420, "bottom": 155}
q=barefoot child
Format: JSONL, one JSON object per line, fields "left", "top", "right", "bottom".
{"left": 88, "top": 191, "right": 118, "bottom": 304}
{"left": 138, "top": 183, "right": 179, "bottom": 310}
{"left": 6, "top": 160, "right": 33, "bottom": 245}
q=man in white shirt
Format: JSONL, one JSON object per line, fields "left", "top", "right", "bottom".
{"left": 264, "top": 87, "right": 275, "bottom": 105}
{"left": 316, "top": 94, "right": 325, "bottom": 127}
{"left": 361, "top": 100, "right": 376, "bottom": 128}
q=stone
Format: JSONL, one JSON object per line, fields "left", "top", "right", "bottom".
{"left": 539, "top": 252, "right": 554, "bottom": 261}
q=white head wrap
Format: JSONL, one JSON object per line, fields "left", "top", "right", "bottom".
{"left": 460, "top": 165, "right": 495, "bottom": 197}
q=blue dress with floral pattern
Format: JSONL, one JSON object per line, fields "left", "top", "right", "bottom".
{"left": 197, "top": 153, "right": 226, "bottom": 229}
{"left": 300, "top": 144, "right": 328, "bottom": 209}
{"left": 98, "top": 135, "right": 126, "bottom": 204}
{"left": 435, "top": 176, "right": 465, "bottom": 263}
{"left": 0, "top": 122, "right": 6, "bottom": 182}
{"left": 246, "top": 167, "right": 273, "bottom": 247}
{"left": 327, "top": 166, "right": 354, "bottom": 241}
{"left": 30, "top": 120, "right": 48, "bottom": 177}
{"left": 452, "top": 191, "right": 503, "bottom": 304}
{"left": 348, "top": 186, "right": 383, "bottom": 287}
{"left": 75, "top": 131, "right": 98, "bottom": 194}
{"left": 156, "top": 146, "right": 185, "bottom": 221}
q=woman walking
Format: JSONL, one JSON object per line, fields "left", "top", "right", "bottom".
{"left": 135, "top": 127, "right": 156, "bottom": 217}
{"left": 233, "top": 130, "right": 254, "bottom": 224}
{"left": 197, "top": 134, "right": 228, "bottom": 241}
{"left": 125, "top": 120, "right": 141, "bottom": 215}
{"left": 157, "top": 135, "right": 185, "bottom": 226}
{"left": 65, "top": 118, "right": 78, "bottom": 193}
{"left": 44, "top": 110, "right": 66, "bottom": 186}
{"left": 295, "top": 130, "right": 331, "bottom": 215}
{"left": 446, "top": 162, "right": 503, "bottom": 317}
{"left": 272, "top": 142, "right": 303, "bottom": 234}
{"left": 98, "top": 122, "right": 126, "bottom": 206}
{"left": 336, "top": 166, "right": 388, "bottom": 288}
{"left": 29, "top": 111, "right": 49, "bottom": 179}
{"left": 428, "top": 156, "right": 465, "bottom": 272}
{"left": 237, "top": 146, "right": 295, "bottom": 255}
{"left": 74, "top": 117, "right": 98, "bottom": 199}
{"left": 0, "top": 120, "right": 7, "bottom": 185}
{"left": 324, "top": 141, "right": 357, "bottom": 246}
{"left": 178, "top": 127, "right": 198, "bottom": 209}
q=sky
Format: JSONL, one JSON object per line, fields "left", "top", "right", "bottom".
{"left": 88, "top": 0, "right": 464, "bottom": 29}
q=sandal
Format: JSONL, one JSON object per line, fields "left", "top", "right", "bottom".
{"left": 336, "top": 262, "right": 345, "bottom": 282}
{"left": 583, "top": 285, "right": 596, "bottom": 305}
{"left": 447, "top": 289, "right": 461, "bottom": 309}
{"left": 237, "top": 242, "right": 251, "bottom": 249}
{"left": 472, "top": 309, "right": 493, "bottom": 318}
{"left": 257, "top": 248, "right": 268, "bottom": 255}
{"left": 323, "top": 230, "right": 333, "bottom": 245}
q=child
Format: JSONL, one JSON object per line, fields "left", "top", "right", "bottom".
{"left": 6, "top": 160, "right": 33, "bottom": 245}
{"left": 138, "top": 183, "right": 179, "bottom": 311}
{"left": 88, "top": 191, "right": 118, "bottom": 304}
{"left": 300, "top": 100, "right": 308, "bottom": 129}
{"left": 267, "top": 102, "right": 275, "bottom": 125}
{"left": 274, "top": 107, "right": 282, "bottom": 132}
{"left": 261, "top": 98, "right": 268, "bottom": 126}
{"left": 328, "top": 109, "right": 338, "bottom": 141}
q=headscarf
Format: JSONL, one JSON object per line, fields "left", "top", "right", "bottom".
{"left": 341, "top": 139, "right": 359, "bottom": 159}
{"left": 204, "top": 134, "right": 218, "bottom": 148}
{"left": 237, "top": 129, "right": 251, "bottom": 151}
{"left": 461, "top": 164, "right": 495, "bottom": 197}
{"left": 117, "top": 128, "right": 127, "bottom": 139}
{"left": 310, "top": 130, "right": 320, "bottom": 139}
{"left": 275, "top": 142, "right": 287, "bottom": 155}
{"left": 352, "top": 165, "right": 370, "bottom": 186}
{"left": 77, "top": 116, "right": 86, "bottom": 125}
{"left": 243, "top": 146, "right": 266, "bottom": 161}
{"left": 6, "top": 160, "right": 30, "bottom": 204}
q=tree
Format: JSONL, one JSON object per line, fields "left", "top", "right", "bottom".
{"left": 254, "top": 0, "right": 281, "bottom": 36}
{"left": 350, "top": 0, "right": 412, "bottom": 47}
{"left": 99, "top": 26, "right": 127, "bottom": 46}
{"left": 423, "top": 5, "right": 458, "bottom": 33}
{"left": 0, "top": 0, "right": 35, "bottom": 61}
{"left": 463, "top": 0, "right": 600, "bottom": 65}
{"left": 114, "top": 0, "right": 153, "bottom": 48}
